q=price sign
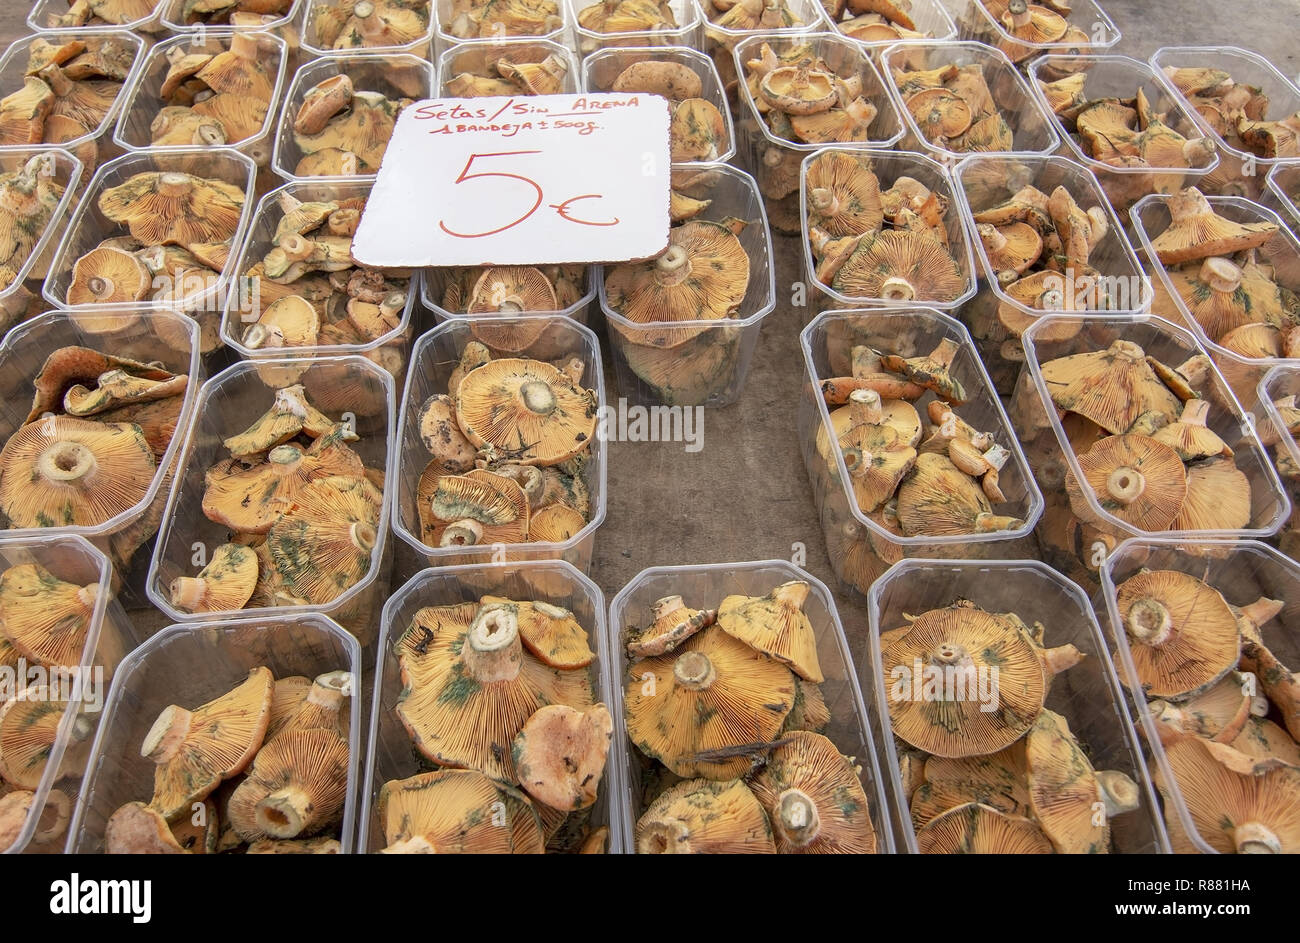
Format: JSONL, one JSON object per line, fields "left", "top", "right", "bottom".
{"left": 352, "top": 93, "right": 672, "bottom": 267}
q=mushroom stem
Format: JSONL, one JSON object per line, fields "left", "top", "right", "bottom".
{"left": 229, "top": 32, "right": 262, "bottom": 60}
{"left": 37, "top": 442, "right": 97, "bottom": 484}
{"left": 1041, "top": 642, "right": 1085, "bottom": 677}
{"left": 382, "top": 836, "right": 436, "bottom": 853}
{"left": 1127, "top": 598, "right": 1174, "bottom": 647}
{"left": 1234, "top": 822, "right": 1282, "bottom": 854}
{"left": 1200, "top": 257, "right": 1242, "bottom": 293}
{"left": 654, "top": 244, "right": 692, "bottom": 287}
{"left": 672, "top": 651, "right": 716, "bottom": 691}
{"left": 141, "top": 705, "right": 194, "bottom": 764}
{"left": 462, "top": 605, "right": 523, "bottom": 683}
{"left": 879, "top": 276, "right": 916, "bottom": 301}
{"left": 1096, "top": 770, "right": 1141, "bottom": 818}
{"left": 1166, "top": 187, "right": 1213, "bottom": 223}
{"left": 256, "top": 787, "right": 313, "bottom": 839}
{"left": 157, "top": 172, "right": 193, "bottom": 199}
{"left": 772, "top": 580, "right": 810, "bottom": 609}
{"left": 1105, "top": 466, "right": 1146, "bottom": 505}
{"left": 440, "top": 519, "right": 484, "bottom": 547}
{"left": 637, "top": 820, "right": 689, "bottom": 854}
{"left": 810, "top": 188, "right": 839, "bottom": 215}
{"left": 652, "top": 595, "right": 686, "bottom": 621}
{"left": 169, "top": 576, "right": 209, "bottom": 612}
{"left": 518, "top": 380, "right": 557, "bottom": 417}
{"left": 1239, "top": 596, "right": 1284, "bottom": 628}
{"left": 848, "top": 388, "right": 885, "bottom": 426}
{"left": 978, "top": 223, "right": 1009, "bottom": 253}
{"left": 775, "top": 788, "right": 822, "bottom": 847}
{"left": 350, "top": 521, "right": 377, "bottom": 552}
{"left": 86, "top": 275, "right": 115, "bottom": 300}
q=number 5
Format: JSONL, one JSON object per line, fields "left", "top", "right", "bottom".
{"left": 439, "top": 151, "right": 543, "bottom": 239}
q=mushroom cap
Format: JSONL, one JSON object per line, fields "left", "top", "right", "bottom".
{"left": 909, "top": 745, "right": 1029, "bottom": 830}
{"left": 265, "top": 675, "right": 313, "bottom": 741}
{"left": 225, "top": 727, "right": 349, "bottom": 842}
{"left": 1224, "top": 717, "right": 1300, "bottom": 770}
{"left": 1149, "top": 671, "right": 1259, "bottom": 745}
{"left": 191, "top": 91, "right": 270, "bottom": 144}
{"left": 1024, "top": 709, "right": 1114, "bottom": 853}
{"left": 610, "top": 60, "right": 703, "bottom": 100}
{"left": 916, "top": 801, "right": 1054, "bottom": 853}
{"left": 1066, "top": 434, "right": 1187, "bottom": 530}
{"left": 635, "top": 778, "right": 776, "bottom": 854}
{"left": 377, "top": 769, "right": 541, "bottom": 854}
{"left": 169, "top": 542, "right": 258, "bottom": 614}
{"left": 760, "top": 61, "right": 838, "bottom": 116}
{"left": 1151, "top": 398, "right": 1231, "bottom": 461}
{"left": 418, "top": 466, "right": 531, "bottom": 550}
{"left": 221, "top": 384, "right": 341, "bottom": 458}
{"left": 1157, "top": 736, "right": 1300, "bottom": 854}
{"left": 748, "top": 730, "right": 877, "bottom": 854}
{"left": 97, "top": 171, "right": 245, "bottom": 248}
{"left": 1039, "top": 339, "right": 1181, "bottom": 435}
{"left": 896, "top": 452, "right": 1002, "bottom": 537}
{"left": 266, "top": 474, "right": 382, "bottom": 605}
{"left": 1115, "top": 569, "right": 1240, "bottom": 700}
{"left": 0, "top": 563, "right": 96, "bottom": 669}
{"left": 293, "top": 92, "right": 397, "bottom": 170}
{"left": 1170, "top": 457, "right": 1251, "bottom": 531}
{"left": 831, "top": 229, "right": 965, "bottom": 303}
{"left": 144, "top": 666, "right": 274, "bottom": 820}
{"left": 104, "top": 802, "right": 189, "bottom": 854}
{"left": 604, "top": 220, "right": 750, "bottom": 348}
{"left": 512, "top": 703, "right": 612, "bottom": 811}
{"left": 805, "top": 149, "right": 883, "bottom": 238}
{"left": 0, "top": 416, "right": 156, "bottom": 528}
{"left": 0, "top": 682, "right": 85, "bottom": 789}
{"left": 454, "top": 357, "right": 596, "bottom": 466}
{"left": 626, "top": 625, "right": 795, "bottom": 779}
{"left": 479, "top": 596, "right": 594, "bottom": 669}
{"left": 67, "top": 246, "right": 151, "bottom": 305}
{"left": 1166, "top": 257, "right": 1285, "bottom": 342}
{"left": 1150, "top": 188, "right": 1279, "bottom": 265}
{"left": 670, "top": 98, "right": 726, "bottom": 162}
{"left": 978, "top": 221, "right": 1042, "bottom": 278}
{"left": 717, "top": 580, "right": 823, "bottom": 682}
{"left": 905, "top": 87, "right": 973, "bottom": 142}
{"left": 883, "top": 604, "right": 1046, "bottom": 757}
{"left": 527, "top": 503, "right": 586, "bottom": 543}
{"left": 394, "top": 602, "right": 595, "bottom": 783}
{"left": 626, "top": 594, "right": 716, "bottom": 658}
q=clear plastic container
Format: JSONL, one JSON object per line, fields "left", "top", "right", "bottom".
{"left": 301, "top": 0, "right": 435, "bottom": 57}
{"left": 43, "top": 148, "right": 259, "bottom": 320}
{"left": 1025, "top": 55, "right": 1221, "bottom": 219}
{"left": 160, "top": 0, "right": 305, "bottom": 34}
{"left": 1130, "top": 192, "right": 1300, "bottom": 411}
{"left": 0, "top": 30, "right": 145, "bottom": 169}
{"left": 1099, "top": 537, "right": 1300, "bottom": 854}
{"left": 272, "top": 53, "right": 434, "bottom": 184}
{"left": 823, "top": 0, "right": 957, "bottom": 58}
{"left": 146, "top": 355, "right": 396, "bottom": 641}
{"left": 67, "top": 613, "right": 364, "bottom": 853}
{"left": 798, "top": 147, "right": 977, "bottom": 314}
{"left": 1151, "top": 46, "right": 1300, "bottom": 201}
{"left": 113, "top": 31, "right": 290, "bottom": 173}
{"left": 584, "top": 45, "right": 733, "bottom": 164}
{"left": 1010, "top": 313, "right": 1291, "bottom": 584}
{"left": 359, "top": 559, "right": 620, "bottom": 852}
{"left": 953, "top": 0, "right": 1120, "bottom": 67}
{"left": 567, "top": 0, "right": 702, "bottom": 55}
{"left": 0, "top": 535, "right": 133, "bottom": 854}
{"left": 393, "top": 317, "right": 607, "bottom": 572}
{"left": 419, "top": 267, "right": 595, "bottom": 334}
{"left": 597, "top": 162, "right": 775, "bottom": 407}
{"left": 1259, "top": 364, "right": 1300, "bottom": 562}
{"left": 798, "top": 307, "right": 1043, "bottom": 600}
{"left": 608, "top": 558, "right": 896, "bottom": 854}
{"left": 879, "top": 40, "right": 1061, "bottom": 163}
{"left": 699, "top": 0, "right": 827, "bottom": 91}
{"left": 953, "top": 153, "right": 1150, "bottom": 394}
{"left": 0, "top": 309, "right": 200, "bottom": 577}
{"left": 0, "top": 148, "right": 84, "bottom": 332}
{"left": 433, "top": 0, "right": 569, "bottom": 49}
{"left": 28, "top": 0, "right": 167, "bottom": 33}
{"left": 437, "top": 37, "right": 579, "bottom": 96}
{"left": 868, "top": 557, "right": 1164, "bottom": 853}
{"left": 224, "top": 179, "right": 419, "bottom": 383}
{"left": 1266, "top": 162, "right": 1300, "bottom": 228}
{"left": 732, "top": 32, "right": 903, "bottom": 227}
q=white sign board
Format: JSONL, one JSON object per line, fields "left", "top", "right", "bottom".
{"left": 352, "top": 93, "right": 672, "bottom": 268}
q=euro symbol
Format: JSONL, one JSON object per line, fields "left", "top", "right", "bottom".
{"left": 549, "top": 194, "right": 619, "bottom": 227}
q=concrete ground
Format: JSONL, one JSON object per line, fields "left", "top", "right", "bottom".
{"left": 3, "top": 0, "right": 1298, "bottom": 631}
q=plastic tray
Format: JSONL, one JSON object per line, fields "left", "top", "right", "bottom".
{"left": 0, "top": 309, "right": 200, "bottom": 573}
{"left": 1258, "top": 364, "right": 1300, "bottom": 561}
{"left": 392, "top": 317, "right": 607, "bottom": 572}
{"left": 419, "top": 267, "right": 595, "bottom": 333}
{"left": 67, "top": 613, "right": 363, "bottom": 853}
{"left": 879, "top": 40, "right": 1061, "bottom": 163}
{"left": 954, "top": 0, "right": 1120, "bottom": 66}
{"left": 0, "top": 535, "right": 131, "bottom": 855}
{"left": 597, "top": 162, "right": 775, "bottom": 407}
{"left": 272, "top": 53, "right": 434, "bottom": 184}
{"left": 798, "top": 307, "right": 1043, "bottom": 599}
{"left": 868, "top": 557, "right": 1165, "bottom": 853}
{"left": 732, "top": 32, "right": 903, "bottom": 212}
{"left": 160, "top": 0, "right": 306, "bottom": 33}
{"left": 0, "top": 148, "right": 84, "bottom": 331}
{"left": 1130, "top": 192, "right": 1300, "bottom": 411}
{"left": 359, "top": 560, "right": 620, "bottom": 852}
{"left": 28, "top": 0, "right": 166, "bottom": 33}
{"left": 954, "top": 153, "right": 1150, "bottom": 393}
{"left": 43, "top": 148, "right": 259, "bottom": 320}
{"left": 823, "top": 0, "right": 957, "bottom": 57}
{"left": 608, "top": 558, "right": 896, "bottom": 854}
{"left": 567, "top": 0, "right": 702, "bottom": 55}
{"left": 1010, "top": 313, "right": 1290, "bottom": 581}
{"left": 433, "top": 0, "right": 569, "bottom": 48}
{"left": 798, "top": 147, "right": 977, "bottom": 314}
{"left": 437, "top": 37, "right": 579, "bottom": 96}
{"left": 114, "top": 31, "right": 290, "bottom": 173}
{"left": 1152, "top": 46, "right": 1300, "bottom": 198}
{"left": 301, "top": 0, "right": 435, "bottom": 56}
{"left": 1266, "top": 162, "right": 1300, "bottom": 228}
{"left": 146, "top": 355, "right": 396, "bottom": 641}
{"left": 1099, "top": 537, "right": 1300, "bottom": 854}
{"left": 584, "top": 45, "right": 734, "bottom": 164}
{"left": 224, "top": 179, "right": 420, "bottom": 382}
{"left": 1025, "top": 54, "right": 1221, "bottom": 218}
